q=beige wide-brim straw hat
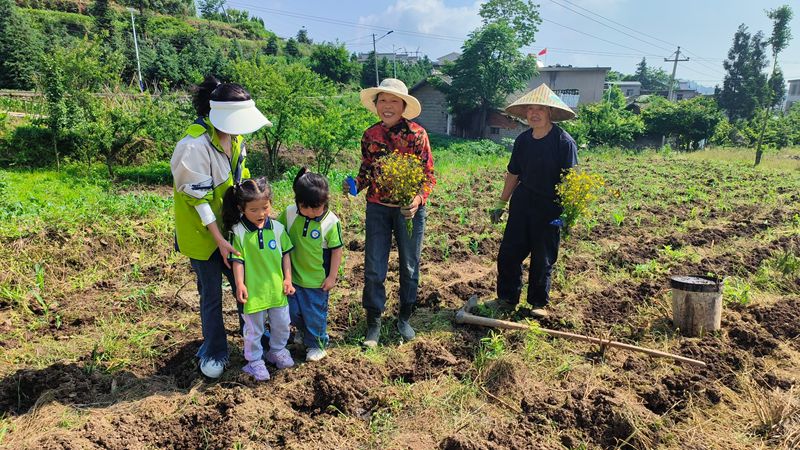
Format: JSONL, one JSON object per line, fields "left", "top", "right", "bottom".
{"left": 504, "top": 83, "right": 576, "bottom": 122}
{"left": 360, "top": 78, "right": 422, "bottom": 120}
{"left": 209, "top": 99, "right": 272, "bottom": 135}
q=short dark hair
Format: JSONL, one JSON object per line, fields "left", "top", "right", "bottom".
{"left": 293, "top": 167, "right": 329, "bottom": 209}
{"left": 192, "top": 75, "right": 252, "bottom": 118}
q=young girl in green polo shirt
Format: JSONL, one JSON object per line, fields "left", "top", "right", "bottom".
{"left": 222, "top": 177, "right": 296, "bottom": 381}
{"left": 279, "top": 168, "right": 344, "bottom": 362}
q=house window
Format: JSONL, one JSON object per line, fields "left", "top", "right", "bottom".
{"left": 489, "top": 127, "right": 500, "bottom": 135}
{"left": 553, "top": 89, "right": 580, "bottom": 108}
{"left": 676, "top": 93, "right": 683, "bottom": 100}
{"left": 626, "top": 89, "right": 634, "bottom": 96}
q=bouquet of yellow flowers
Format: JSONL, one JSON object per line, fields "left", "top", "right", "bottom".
{"left": 555, "top": 167, "right": 605, "bottom": 237}
{"left": 376, "top": 152, "right": 427, "bottom": 236}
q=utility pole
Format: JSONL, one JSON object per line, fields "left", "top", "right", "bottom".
{"left": 392, "top": 44, "right": 397, "bottom": 78}
{"left": 127, "top": 8, "right": 144, "bottom": 93}
{"left": 661, "top": 46, "right": 689, "bottom": 146}
{"left": 664, "top": 46, "right": 689, "bottom": 101}
{"left": 372, "top": 30, "right": 393, "bottom": 86}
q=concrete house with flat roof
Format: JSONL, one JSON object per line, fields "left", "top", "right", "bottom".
{"left": 410, "top": 62, "right": 609, "bottom": 142}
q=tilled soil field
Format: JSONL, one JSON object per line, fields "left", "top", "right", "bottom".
{"left": 1, "top": 150, "right": 799, "bottom": 449}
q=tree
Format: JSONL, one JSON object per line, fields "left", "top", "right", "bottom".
{"left": 230, "top": 59, "right": 334, "bottom": 177}
{"left": 90, "top": 0, "right": 114, "bottom": 39}
{"left": 122, "top": 0, "right": 194, "bottom": 15}
{"left": 284, "top": 38, "right": 300, "bottom": 57}
{"left": 0, "top": 0, "right": 43, "bottom": 89}
{"left": 297, "top": 27, "right": 312, "bottom": 44}
{"left": 625, "top": 58, "right": 672, "bottom": 92}
{"left": 394, "top": 56, "right": 434, "bottom": 89}
{"left": 38, "top": 38, "right": 123, "bottom": 169}
{"left": 298, "top": 96, "right": 374, "bottom": 175}
{"left": 642, "top": 96, "right": 724, "bottom": 149}
{"left": 718, "top": 25, "right": 769, "bottom": 121}
{"left": 359, "top": 52, "right": 390, "bottom": 88}
{"left": 83, "top": 96, "right": 157, "bottom": 178}
{"left": 561, "top": 89, "right": 644, "bottom": 147}
{"left": 198, "top": 0, "right": 225, "bottom": 20}
{"left": 755, "top": 5, "right": 793, "bottom": 166}
{"left": 310, "top": 43, "right": 357, "bottom": 84}
{"left": 437, "top": 22, "right": 536, "bottom": 137}
{"left": 478, "top": 0, "right": 541, "bottom": 46}
{"left": 264, "top": 35, "right": 279, "bottom": 56}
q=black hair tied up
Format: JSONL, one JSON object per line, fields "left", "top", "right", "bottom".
{"left": 192, "top": 74, "right": 253, "bottom": 118}
{"left": 293, "top": 167, "right": 330, "bottom": 209}
{"left": 221, "top": 177, "right": 273, "bottom": 233}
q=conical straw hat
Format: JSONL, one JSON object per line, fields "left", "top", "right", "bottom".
{"left": 504, "top": 83, "right": 576, "bottom": 122}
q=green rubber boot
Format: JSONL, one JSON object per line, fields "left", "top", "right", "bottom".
{"left": 363, "top": 312, "right": 382, "bottom": 348}
{"left": 397, "top": 303, "right": 416, "bottom": 341}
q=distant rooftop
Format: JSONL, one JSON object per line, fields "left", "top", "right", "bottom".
{"left": 540, "top": 65, "right": 611, "bottom": 72}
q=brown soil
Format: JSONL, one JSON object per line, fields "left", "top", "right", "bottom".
{"left": 3, "top": 154, "right": 800, "bottom": 449}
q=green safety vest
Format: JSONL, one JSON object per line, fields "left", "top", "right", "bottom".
{"left": 171, "top": 118, "right": 251, "bottom": 260}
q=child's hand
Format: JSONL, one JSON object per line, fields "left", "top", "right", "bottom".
{"left": 283, "top": 280, "right": 295, "bottom": 296}
{"left": 321, "top": 275, "right": 337, "bottom": 292}
{"left": 236, "top": 285, "right": 248, "bottom": 304}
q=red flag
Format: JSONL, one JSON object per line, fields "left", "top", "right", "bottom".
{"left": 538, "top": 48, "right": 547, "bottom": 56}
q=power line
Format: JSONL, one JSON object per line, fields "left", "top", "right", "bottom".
{"left": 553, "top": 0, "right": 725, "bottom": 76}
{"left": 227, "top": 1, "right": 464, "bottom": 42}
{"left": 556, "top": 0, "right": 677, "bottom": 48}
{"left": 541, "top": 18, "right": 656, "bottom": 55}
{"left": 230, "top": 1, "right": 727, "bottom": 82}
{"left": 548, "top": 0, "right": 673, "bottom": 53}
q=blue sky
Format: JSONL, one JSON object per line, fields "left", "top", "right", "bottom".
{"left": 226, "top": 0, "right": 800, "bottom": 88}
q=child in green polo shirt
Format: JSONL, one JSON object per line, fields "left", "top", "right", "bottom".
{"left": 223, "top": 177, "right": 296, "bottom": 381}
{"left": 279, "top": 168, "right": 344, "bottom": 362}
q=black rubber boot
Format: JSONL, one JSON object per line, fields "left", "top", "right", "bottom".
{"left": 363, "top": 312, "right": 382, "bottom": 348}
{"left": 397, "top": 303, "right": 416, "bottom": 341}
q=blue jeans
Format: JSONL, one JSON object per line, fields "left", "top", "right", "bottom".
{"left": 190, "top": 249, "right": 242, "bottom": 364}
{"left": 362, "top": 202, "right": 426, "bottom": 315}
{"left": 288, "top": 286, "right": 329, "bottom": 349}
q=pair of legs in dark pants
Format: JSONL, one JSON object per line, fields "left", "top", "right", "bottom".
{"left": 496, "top": 187, "right": 561, "bottom": 308}
{"left": 288, "top": 286, "right": 329, "bottom": 349}
{"left": 362, "top": 202, "right": 426, "bottom": 315}
{"left": 190, "top": 249, "right": 267, "bottom": 364}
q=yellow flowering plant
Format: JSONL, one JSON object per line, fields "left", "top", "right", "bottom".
{"left": 375, "top": 152, "right": 427, "bottom": 236}
{"left": 555, "top": 167, "right": 605, "bottom": 237}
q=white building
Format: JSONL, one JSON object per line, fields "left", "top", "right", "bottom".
{"left": 605, "top": 81, "right": 642, "bottom": 99}
{"left": 786, "top": 79, "right": 800, "bottom": 112}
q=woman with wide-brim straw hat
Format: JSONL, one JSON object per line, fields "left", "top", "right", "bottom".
{"left": 343, "top": 78, "right": 436, "bottom": 348}
{"left": 484, "top": 83, "right": 578, "bottom": 319}
{"left": 171, "top": 75, "right": 271, "bottom": 379}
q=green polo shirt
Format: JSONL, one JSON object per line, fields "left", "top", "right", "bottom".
{"left": 278, "top": 205, "right": 343, "bottom": 289}
{"left": 229, "top": 218, "right": 294, "bottom": 314}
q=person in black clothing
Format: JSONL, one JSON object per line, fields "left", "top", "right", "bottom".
{"left": 485, "top": 84, "right": 578, "bottom": 318}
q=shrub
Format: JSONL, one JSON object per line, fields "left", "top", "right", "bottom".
{"left": 0, "top": 125, "right": 65, "bottom": 167}
{"left": 561, "top": 101, "right": 645, "bottom": 148}
{"left": 114, "top": 162, "right": 172, "bottom": 185}
{"left": 428, "top": 134, "right": 507, "bottom": 156}
{"left": 641, "top": 96, "right": 724, "bottom": 150}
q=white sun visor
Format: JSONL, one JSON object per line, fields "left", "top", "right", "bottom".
{"left": 209, "top": 99, "right": 272, "bottom": 135}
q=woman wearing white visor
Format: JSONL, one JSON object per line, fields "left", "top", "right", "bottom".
{"left": 171, "top": 75, "right": 271, "bottom": 379}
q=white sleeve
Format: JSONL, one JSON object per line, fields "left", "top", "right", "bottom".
{"left": 171, "top": 139, "right": 213, "bottom": 200}
{"left": 194, "top": 203, "right": 216, "bottom": 226}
